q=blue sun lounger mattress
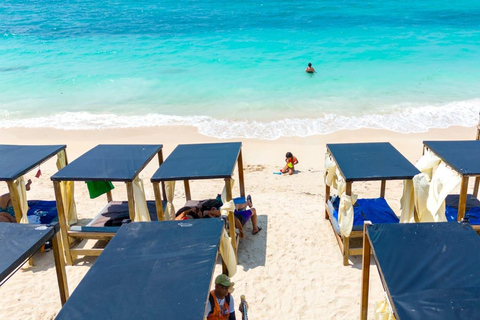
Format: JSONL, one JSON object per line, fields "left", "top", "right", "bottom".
{"left": 329, "top": 196, "right": 399, "bottom": 234}
{"left": 445, "top": 194, "right": 480, "bottom": 224}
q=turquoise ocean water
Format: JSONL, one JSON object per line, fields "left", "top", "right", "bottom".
{"left": 1, "top": 0, "right": 480, "bottom": 139}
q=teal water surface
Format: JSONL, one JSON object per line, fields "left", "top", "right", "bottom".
{"left": 1, "top": 0, "right": 479, "bottom": 138}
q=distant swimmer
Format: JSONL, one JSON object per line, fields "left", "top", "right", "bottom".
{"left": 305, "top": 63, "right": 316, "bottom": 73}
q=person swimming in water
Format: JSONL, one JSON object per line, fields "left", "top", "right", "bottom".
{"left": 305, "top": 63, "right": 316, "bottom": 73}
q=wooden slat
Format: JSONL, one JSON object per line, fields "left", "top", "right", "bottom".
{"left": 225, "top": 178, "right": 237, "bottom": 260}
{"left": 68, "top": 231, "right": 116, "bottom": 239}
{"left": 71, "top": 248, "right": 104, "bottom": 257}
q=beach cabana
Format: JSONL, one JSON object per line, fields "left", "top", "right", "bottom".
{"left": 0, "top": 144, "right": 67, "bottom": 224}
{"left": 360, "top": 222, "right": 480, "bottom": 319}
{"left": 423, "top": 140, "right": 480, "bottom": 227}
{"left": 325, "top": 142, "right": 420, "bottom": 265}
{"left": 51, "top": 144, "right": 164, "bottom": 265}
{"left": 151, "top": 142, "right": 245, "bottom": 256}
{"left": 1, "top": 222, "right": 69, "bottom": 305}
{"left": 55, "top": 219, "right": 223, "bottom": 319}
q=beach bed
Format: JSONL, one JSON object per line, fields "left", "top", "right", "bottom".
{"left": 325, "top": 142, "right": 419, "bottom": 265}
{"left": 0, "top": 222, "right": 68, "bottom": 306}
{"left": 0, "top": 144, "right": 67, "bottom": 224}
{"left": 51, "top": 144, "right": 164, "bottom": 265}
{"left": 151, "top": 142, "right": 245, "bottom": 257}
{"left": 55, "top": 219, "right": 223, "bottom": 320}
{"left": 423, "top": 140, "right": 480, "bottom": 228}
{"left": 361, "top": 222, "right": 480, "bottom": 319}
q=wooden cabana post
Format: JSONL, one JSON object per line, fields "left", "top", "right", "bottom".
{"left": 237, "top": 149, "right": 246, "bottom": 198}
{"left": 360, "top": 223, "right": 371, "bottom": 320}
{"left": 53, "top": 180, "right": 73, "bottom": 266}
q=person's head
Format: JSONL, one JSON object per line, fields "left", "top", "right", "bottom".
{"left": 214, "top": 274, "right": 232, "bottom": 299}
{"left": 285, "top": 152, "right": 293, "bottom": 159}
{"left": 308, "top": 63, "right": 312, "bottom": 67}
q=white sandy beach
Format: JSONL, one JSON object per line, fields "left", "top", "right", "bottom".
{"left": 0, "top": 125, "right": 476, "bottom": 320}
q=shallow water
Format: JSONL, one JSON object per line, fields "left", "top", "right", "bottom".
{"left": 1, "top": 0, "right": 479, "bottom": 139}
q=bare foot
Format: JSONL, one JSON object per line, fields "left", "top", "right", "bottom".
{"left": 25, "top": 179, "right": 32, "bottom": 191}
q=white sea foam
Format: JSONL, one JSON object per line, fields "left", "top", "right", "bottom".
{"left": 0, "top": 100, "right": 478, "bottom": 140}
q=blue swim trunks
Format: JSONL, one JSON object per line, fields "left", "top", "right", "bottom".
{"left": 0, "top": 206, "right": 15, "bottom": 218}
{"left": 234, "top": 209, "right": 253, "bottom": 226}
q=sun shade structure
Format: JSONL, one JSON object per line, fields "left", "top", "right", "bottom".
{"left": 0, "top": 223, "right": 69, "bottom": 306}
{"left": 325, "top": 142, "right": 419, "bottom": 265}
{"left": 51, "top": 144, "right": 163, "bottom": 265}
{"left": 151, "top": 142, "right": 245, "bottom": 256}
{"left": 55, "top": 219, "right": 223, "bottom": 320}
{"left": 423, "top": 140, "right": 480, "bottom": 224}
{"left": 361, "top": 222, "right": 480, "bottom": 320}
{"left": 0, "top": 145, "right": 66, "bottom": 223}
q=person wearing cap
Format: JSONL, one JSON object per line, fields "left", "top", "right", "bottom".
{"left": 205, "top": 274, "right": 236, "bottom": 320}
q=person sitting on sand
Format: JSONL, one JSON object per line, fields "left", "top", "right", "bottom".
{"left": 280, "top": 152, "right": 299, "bottom": 175}
{"left": 305, "top": 62, "right": 316, "bottom": 73}
{"left": 175, "top": 195, "right": 262, "bottom": 235}
{"left": 0, "top": 179, "right": 32, "bottom": 223}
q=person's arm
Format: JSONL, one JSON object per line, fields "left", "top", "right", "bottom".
{"left": 294, "top": 157, "right": 299, "bottom": 164}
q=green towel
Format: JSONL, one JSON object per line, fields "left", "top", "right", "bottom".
{"left": 86, "top": 181, "right": 115, "bottom": 199}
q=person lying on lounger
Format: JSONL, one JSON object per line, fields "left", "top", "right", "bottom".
{"left": 175, "top": 195, "right": 262, "bottom": 235}
{"left": 0, "top": 179, "right": 32, "bottom": 223}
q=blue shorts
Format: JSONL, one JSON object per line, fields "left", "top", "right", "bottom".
{"left": 234, "top": 209, "right": 253, "bottom": 226}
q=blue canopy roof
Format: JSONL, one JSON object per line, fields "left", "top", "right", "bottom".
{"left": 151, "top": 142, "right": 241, "bottom": 182}
{"left": 0, "top": 223, "right": 56, "bottom": 283}
{"left": 51, "top": 144, "right": 162, "bottom": 182}
{"left": 424, "top": 140, "right": 480, "bottom": 176}
{"left": 0, "top": 145, "right": 66, "bottom": 181}
{"left": 367, "top": 222, "right": 480, "bottom": 319}
{"left": 327, "top": 142, "right": 419, "bottom": 182}
{"left": 56, "top": 219, "right": 223, "bottom": 320}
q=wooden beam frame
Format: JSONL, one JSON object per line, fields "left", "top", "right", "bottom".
{"left": 51, "top": 230, "right": 69, "bottom": 305}
{"left": 152, "top": 182, "right": 164, "bottom": 221}
{"left": 237, "top": 149, "right": 246, "bottom": 198}
{"left": 457, "top": 176, "right": 469, "bottom": 221}
{"left": 126, "top": 182, "right": 136, "bottom": 221}
{"left": 184, "top": 180, "right": 191, "bottom": 201}
{"left": 360, "top": 223, "right": 371, "bottom": 320}
{"left": 225, "top": 178, "right": 237, "bottom": 260}
{"left": 53, "top": 181, "right": 74, "bottom": 266}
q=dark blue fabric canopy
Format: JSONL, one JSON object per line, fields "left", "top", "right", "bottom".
{"left": 151, "top": 142, "right": 241, "bottom": 181}
{"left": 0, "top": 223, "right": 57, "bottom": 283}
{"left": 51, "top": 144, "right": 162, "bottom": 182}
{"left": 327, "top": 142, "right": 419, "bottom": 182}
{"left": 56, "top": 219, "right": 223, "bottom": 320}
{"left": 367, "top": 223, "right": 480, "bottom": 319}
{"left": 424, "top": 140, "right": 480, "bottom": 176}
{"left": 0, "top": 145, "right": 66, "bottom": 181}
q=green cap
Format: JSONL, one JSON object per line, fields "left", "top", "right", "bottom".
{"left": 215, "top": 274, "right": 231, "bottom": 287}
